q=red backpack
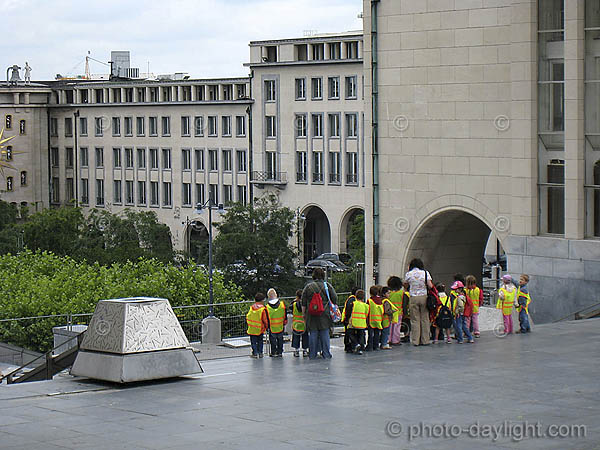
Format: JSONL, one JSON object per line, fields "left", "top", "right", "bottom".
{"left": 308, "top": 290, "right": 325, "bottom": 316}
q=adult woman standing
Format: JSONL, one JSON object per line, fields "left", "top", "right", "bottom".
{"left": 404, "top": 258, "right": 433, "bottom": 346}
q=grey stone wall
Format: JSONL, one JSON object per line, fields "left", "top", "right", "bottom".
{"left": 505, "top": 236, "right": 600, "bottom": 324}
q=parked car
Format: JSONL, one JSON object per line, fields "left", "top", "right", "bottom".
{"left": 305, "top": 259, "right": 347, "bottom": 275}
{"left": 315, "top": 252, "right": 352, "bottom": 265}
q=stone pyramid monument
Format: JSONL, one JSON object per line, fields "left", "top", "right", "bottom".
{"left": 71, "top": 297, "right": 202, "bottom": 383}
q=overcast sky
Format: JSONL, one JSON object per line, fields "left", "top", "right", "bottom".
{"left": 2, "top": 0, "right": 363, "bottom": 81}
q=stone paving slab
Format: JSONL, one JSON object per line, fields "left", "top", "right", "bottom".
{"left": 0, "top": 319, "right": 599, "bottom": 449}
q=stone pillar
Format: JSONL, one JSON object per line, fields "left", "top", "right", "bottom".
{"left": 23, "top": 92, "right": 30, "bottom": 104}
{"left": 201, "top": 316, "right": 221, "bottom": 344}
{"left": 191, "top": 85, "right": 197, "bottom": 101}
{"left": 564, "top": 1, "right": 585, "bottom": 239}
{"left": 13, "top": 93, "right": 19, "bottom": 104}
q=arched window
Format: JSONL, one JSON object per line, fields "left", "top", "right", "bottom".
{"left": 6, "top": 176, "right": 13, "bottom": 191}
{"left": 19, "top": 120, "right": 25, "bottom": 135}
{"left": 5, "top": 146, "right": 12, "bottom": 161}
{"left": 5, "top": 114, "right": 12, "bottom": 129}
{"left": 20, "top": 171, "right": 27, "bottom": 186}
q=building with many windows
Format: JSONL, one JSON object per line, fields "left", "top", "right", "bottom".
{"left": 364, "top": 0, "right": 600, "bottom": 322}
{"left": 246, "top": 32, "right": 367, "bottom": 262}
{"left": 2, "top": 1, "right": 600, "bottom": 323}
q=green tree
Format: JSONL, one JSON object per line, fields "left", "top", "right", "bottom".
{"left": 0, "top": 200, "right": 20, "bottom": 254}
{"left": 213, "top": 195, "right": 297, "bottom": 297}
{"left": 347, "top": 212, "right": 365, "bottom": 263}
{"left": 22, "top": 205, "right": 84, "bottom": 256}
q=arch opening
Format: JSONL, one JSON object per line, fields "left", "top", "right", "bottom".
{"left": 186, "top": 221, "right": 208, "bottom": 264}
{"left": 303, "top": 206, "right": 331, "bottom": 263}
{"left": 406, "top": 210, "right": 504, "bottom": 290}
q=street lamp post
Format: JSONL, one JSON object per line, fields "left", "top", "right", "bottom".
{"left": 195, "top": 192, "right": 223, "bottom": 317}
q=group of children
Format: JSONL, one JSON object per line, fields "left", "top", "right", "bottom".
{"left": 246, "top": 272, "right": 532, "bottom": 358}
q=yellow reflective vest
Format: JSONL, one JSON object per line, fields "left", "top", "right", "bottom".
{"left": 266, "top": 302, "right": 286, "bottom": 333}
{"left": 246, "top": 305, "right": 265, "bottom": 336}
{"left": 292, "top": 302, "right": 305, "bottom": 332}
{"left": 382, "top": 298, "right": 399, "bottom": 328}
{"left": 341, "top": 295, "right": 357, "bottom": 323}
{"left": 349, "top": 300, "right": 368, "bottom": 329}
{"left": 465, "top": 287, "right": 481, "bottom": 314}
{"left": 368, "top": 298, "right": 383, "bottom": 329}
{"left": 516, "top": 290, "right": 531, "bottom": 314}
{"left": 497, "top": 287, "right": 515, "bottom": 316}
{"left": 389, "top": 290, "right": 404, "bottom": 323}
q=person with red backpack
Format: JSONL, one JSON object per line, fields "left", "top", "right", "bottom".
{"left": 301, "top": 268, "right": 337, "bottom": 360}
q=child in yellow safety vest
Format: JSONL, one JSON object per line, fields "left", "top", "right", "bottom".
{"left": 513, "top": 274, "right": 532, "bottom": 334}
{"left": 342, "top": 288, "right": 358, "bottom": 353}
{"left": 345, "top": 289, "right": 367, "bottom": 354}
{"left": 246, "top": 292, "right": 269, "bottom": 358}
{"left": 291, "top": 289, "right": 309, "bottom": 357}
{"left": 387, "top": 276, "right": 405, "bottom": 345}
{"left": 465, "top": 275, "right": 483, "bottom": 338}
{"left": 497, "top": 275, "right": 516, "bottom": 334}
{"left": 433, "top": 283, "right": 453, "bottom": 344}
{"left": 380, "top": 286, "right": 398, "bottom": 349}
{"left": 266, "top": 288, "right": 287, "bottom": 357}
{"left": 367, "top": 285, "right": 384, "bottom": 351}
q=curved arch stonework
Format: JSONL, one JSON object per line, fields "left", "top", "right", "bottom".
{"left": 339, "top": 206, "right": 364, "bottom": 253}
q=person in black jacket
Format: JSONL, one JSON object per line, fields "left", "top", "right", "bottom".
{"left": 342, "top": 287, "right": 359, "bottom": 352}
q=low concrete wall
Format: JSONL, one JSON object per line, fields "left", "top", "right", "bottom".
{"left": 505, "top": 236, "right": 600, "bottom": 324}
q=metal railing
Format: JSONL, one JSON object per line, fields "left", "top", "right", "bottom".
{"left": 0, "top": 293, "right": 352, "bottom": 357}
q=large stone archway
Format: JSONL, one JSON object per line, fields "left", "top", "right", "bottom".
{"left": 339, "top": 207, "right": 364, "bottom": 255}
{"left": 303, "top": 206, "right": 331, "bottom": 263}
{"left": 405, "top": 209, "right": 499, "bottom": 288}
{"left": 186, "top": 220, "right": 208, "bottom": 263}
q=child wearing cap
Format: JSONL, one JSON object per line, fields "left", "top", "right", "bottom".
{"left": 464, "top": 275, "right": 483, "bottom": 337}
{"left": 450, "top": 281, "right": 474, "bottom": 344}
{"left": 497, "top": 275, "right": 516, "bottom": 334}
{"left": 246, "top": 292, "right": 269, "bottom": 358}
{"left": 266, "top": 288, "right": 287, "bottom": 357}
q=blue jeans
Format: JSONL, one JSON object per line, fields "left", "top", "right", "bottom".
{"left": 519, "top": 309, "right": 531, "bottom": 332}
{"left": 367, "top": 327, "right": 381, "bottom": 350}
{"left": 269, "top": 332, "right": 283, "bottom": 355}
{"left": 308, "top": 329, "right": 331, "bottom": 359}
{"left": 380, "top": 326, "right": 391, "bottom": 347}
{"left": 291, "top": 331, "right": 309, "bottom": 350}
{"left": 250, "top": 334, "right": 263, "bottom": 355}
{"left": 454, "top": 316, "right": 473, "bottom": 343}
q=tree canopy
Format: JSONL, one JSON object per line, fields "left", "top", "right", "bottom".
{"left": 213, "top": 195, "right": 298, "bottom": 298}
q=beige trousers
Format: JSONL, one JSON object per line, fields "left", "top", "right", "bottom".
{"left": 410, "top": 295, "right": 430, "bottom": 345}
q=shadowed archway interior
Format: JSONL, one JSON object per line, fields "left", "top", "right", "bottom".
{"left": 406, "top": 210, "right": 492, "bottom": 288}
{"left": 303, "top": 206, "right": 331, "bottom": 263}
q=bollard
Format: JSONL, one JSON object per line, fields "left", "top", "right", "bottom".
{"left": 202, "top": 316, "right": 222, "bottom": 344}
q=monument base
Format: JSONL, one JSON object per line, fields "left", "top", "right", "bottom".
{"left": 71, "top": 348, "right": 202, "bottom": 383}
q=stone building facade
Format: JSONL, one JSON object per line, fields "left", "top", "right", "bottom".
{"left": 363, "top": 0, "right": 600, "bottom": 322}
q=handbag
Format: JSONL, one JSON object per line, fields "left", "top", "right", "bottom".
{"left": 323, "top": 282, "right": 342, "bottom": 323}
{"left": 425, "top": 271, "right": 438, "bottom": 311}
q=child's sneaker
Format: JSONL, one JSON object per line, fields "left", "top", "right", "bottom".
{"left": 457, "top": 341, "right": 463, "bottom": 344}
{"left": 474, "top": 332, "right": 480, "bottom": 338}
{"left": 446, "top": 338, "right": 452, "bottom": 344}
{"left": 381, "top": 344, "right": 391, "bottom": 349}
{"left": 259, "top": 353, "right": 264, "bottom": 358}
{"left": 250, "top": 354, "right": 258, "bottom": 359}
{"left": 432, "top": 340, "right": 437, "bottom": 344}
{"left": 293, "top": 350, "right": 299, "bottom": 357}
{"left": 468, "top": 339, "right": 474, "bottom": 344}
{"left": 303, "top": 350, "right": 308, "bottom": 357}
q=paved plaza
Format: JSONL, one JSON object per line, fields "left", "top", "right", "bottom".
{"left": 0, "top": 319, "right": 598, "bottom": 449}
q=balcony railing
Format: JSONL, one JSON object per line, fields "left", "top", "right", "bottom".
{"left": 346, "top": 173, "right": 358, "bottom": 184}
{"left": 329, "top": 173, "right": 341, "bottom": 184}
{"left": 250, "top": 171, "right": 287, "bottom": 186}
{"left": 312, "top": 172, "right": 324, "bottom": 183}
{"left": 296, "top": 172, "right": 307, "bottom": 182}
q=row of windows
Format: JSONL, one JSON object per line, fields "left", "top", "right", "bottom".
{"left": 4, "top": 115, "right": 26, "bottom": 134}
{"left": 62, "top": 83, "right": 248, "bottom": 105}
{"left": 51, "top": 115, "right": 247, "bottom": 139}
{"left": 50, "top": 147, "right": 247, "bottom": 173}
{"left": 291, "top": 76, "right": 358, "bottom": 102}
{"left": 292, "top": 113, "right": 358, "bottom": 139}
{"left": 261, "top": 40, "right": 360, "bottom": 63}
{"left": 294, "top": 151, "right": 358, "bottom": 184}
{"left": 55, "top": 178, "right": 247, "bottom": 208}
